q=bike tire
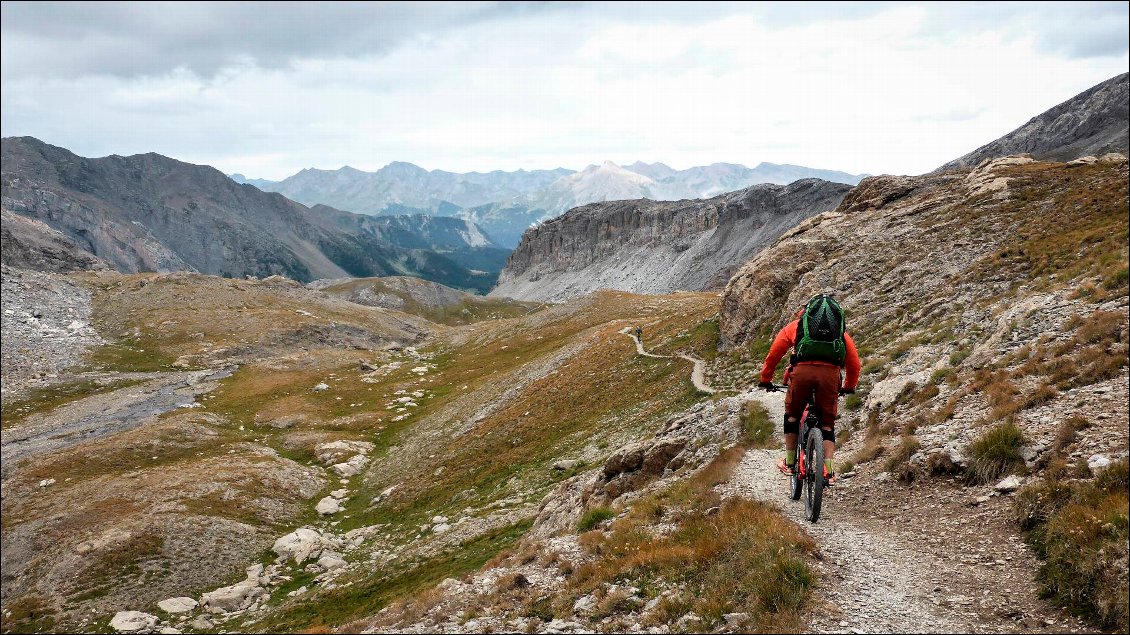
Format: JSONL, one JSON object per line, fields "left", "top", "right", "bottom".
{"left": 805, "top": 430, "right": 825, "bottom": 523}
{"left": 790, "top": 447, "right": 803, "bottom": 501}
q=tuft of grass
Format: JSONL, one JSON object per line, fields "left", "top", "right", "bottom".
{"left": 884, "top": 437, "right": 921, "bottom": 483}
{"left": 929, "top": 367, "right": 955, "bottom": 385}
{"left": 740, "top": 400, "right": 774, "bottom": 448}
{"left": 1015, "top": 460, "right": 1128, "bottom": 632}
{"left": 577, "top": 507, "right": 615, "bottom": 533}
{"left": 965, "top": 422, "right": 1026, "bottom": 484}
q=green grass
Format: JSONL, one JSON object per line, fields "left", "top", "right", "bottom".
{"left": 965, "top": 422, "right": 1026, "bottom": 484}
{"left": 0, "top": 595, "right": 57, "bottom": 634}
{"left": 577, "top": 507, "right": 616, "bottom": 532}
{"left": 84, "top": 334, "right": 183, "bottom": 372}
{"left": 1014, "top": 460, "right": 1128, "bottom": 631}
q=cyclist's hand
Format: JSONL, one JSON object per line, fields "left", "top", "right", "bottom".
{"left": 758, "top": 381, "right": 776, "bottom": 392}
{"left": 839, "top": 387, "right": 855, "bottom": 396}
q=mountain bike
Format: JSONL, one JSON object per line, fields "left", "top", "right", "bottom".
{"left": 766, "top": 383, "right": 833, "bottom": 523}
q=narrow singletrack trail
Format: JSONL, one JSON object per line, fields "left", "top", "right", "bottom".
{"left": 619, "top": 328, "right": 714, "bottom": 393}
{"left": 721, "top": 389, "right": 1095, "bottom": 634}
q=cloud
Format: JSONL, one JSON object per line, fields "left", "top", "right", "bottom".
{"left": 0, "top": 1, "right": 527, "bottom": 79}
{"left": 1, "top": 2, "right": 1127, "bottom": 179}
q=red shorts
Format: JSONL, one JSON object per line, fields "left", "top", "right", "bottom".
{"left": 784, "top": 363, "right": 842, "bottom": 427}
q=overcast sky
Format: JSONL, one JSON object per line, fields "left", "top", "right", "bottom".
{"left": 2, "top": 1, "right": 1127, "bottom": 179}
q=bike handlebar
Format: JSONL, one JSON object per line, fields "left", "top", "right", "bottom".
{"left": 760, "top": 383, "right": 853, "bottom": 397}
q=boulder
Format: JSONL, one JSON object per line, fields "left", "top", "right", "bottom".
{"left": 316, "top": 496, "right": 342, "bottom": 515}
{"left": 331, "top": 454, "right": 370, "bottom": 478}
{"left": 603, "top": 443, "right": 646, "bottom": 477}
{"left": 313, "top": 382, "right": 330, "bottom": 392}
{"left": 157, "top": 597, "right": 197, "bottom": 614}
{"left": 553, "top": 459, "right": 580, "bottom": 471}
{"left": 994, "top": 475, "right": 1022, "bottom": 493}
{"left": 110, "top": 611, "right": 158, "bottom": 633}
{"left": 273, "top": 527, "right": 323, "bottom": 564}
{"left": 314, "top": 440, "right": 374, "bottom": 465}
{"left": 318, "top": 554, "right": 347, "bottom": 571}
{"left": 641, "top": 437, "right": 687, "bottom": 475}
{"left": 573, "top": 594, "right": 597, "bottom": 614}
{"left": 200, "top": 580, "right": 264, "bottom": 613}
{"left": 1088, "top": 454, "right": 1112, "bottom": 471}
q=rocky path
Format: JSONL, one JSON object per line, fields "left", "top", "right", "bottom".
{"left": 721, "top": 389, "right": 1095, "bottom": 635}
{"left": 620, "top": 328, "right": 715, "bottom": 393}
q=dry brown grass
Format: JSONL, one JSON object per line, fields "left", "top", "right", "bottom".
{"left": 1015, "top": 460, "right": 1129, "bottom": 632}
{"left": 571, "top": 498, "right": 814, "bottom": 631}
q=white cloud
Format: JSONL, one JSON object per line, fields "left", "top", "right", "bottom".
{"left": 2, "top": 2, "right": 1127, "bottom": 179}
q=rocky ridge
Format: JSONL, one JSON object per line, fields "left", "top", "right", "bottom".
{"left": 940, "top": 72, "right": 1128, "bottom": 171}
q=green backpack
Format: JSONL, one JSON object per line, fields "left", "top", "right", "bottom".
{"left": 794, "top": 294, "right": 847, "bottom": 365}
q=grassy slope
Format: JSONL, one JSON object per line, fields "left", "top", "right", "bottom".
{"left": 0, "top": 268, "right": 725, "bottom": 632}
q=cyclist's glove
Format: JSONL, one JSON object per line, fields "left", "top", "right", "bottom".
{"left": 758, "top": 381, "right": 776, "bottom": 392}
{"left": 838, "top": 387, "right": 855, "bottom": 395}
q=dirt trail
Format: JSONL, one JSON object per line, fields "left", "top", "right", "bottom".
{"left": 619, "top": 328, "right": 714, "bottom": 393}
{"left": 721, "top": 389, "right": 1095, "bottom": 635}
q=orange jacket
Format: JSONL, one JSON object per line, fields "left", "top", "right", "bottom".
{"left": 759, "top": 318, "right": 861, "bottom": 390}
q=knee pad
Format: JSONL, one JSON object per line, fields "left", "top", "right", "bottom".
{"left": 820, "top": 426, "right": 835, "bottom": 442}
{"left": 783, "top": 414, "right": 799, "bottom": 435}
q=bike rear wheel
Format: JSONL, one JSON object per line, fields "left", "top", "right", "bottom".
{"left": 804, "top": 429, "right": 825, "bottom": 522}
{"left": 790, "top": 449, "right": 803, "bottom": 500}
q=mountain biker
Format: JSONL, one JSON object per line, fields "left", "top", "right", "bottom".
{"left": 635, "top": 325, "right": 643, "bottom": 343}
{"left": 758, "top": 292, "right": 860, "bottom": 485}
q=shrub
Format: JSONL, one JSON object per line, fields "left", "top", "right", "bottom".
{"left": 577, "top": 507, "right": 615, "bottom": 533}
{"left": 884, "top": 437, "right": 921, "bottom": 483}
{"left": 843, "top": 392, "right": 864, "bottom": 411}
{"left": 740, "top": 400, "right": 774, "bottom": 449}
{"left": 929, "top": 368, "right": 953, "bottom": 385}
{"left": 1015, "top": 460, "right": 1129, "bottom": 632}
{"left": 925, "top": 451, "right": 963, "bottom": 477}
{"left": 965, "top": 422, "right": 1026, "bottom": 484}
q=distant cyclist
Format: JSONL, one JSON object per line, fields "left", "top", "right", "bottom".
{"left": 635, "top": 325, "right": 643, "bottom": 343}
{"left": 758, "top": 292, "right": 861, "bottom": 485}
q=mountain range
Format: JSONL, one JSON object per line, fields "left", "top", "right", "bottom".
{"left": 1, "top": 137, "right": 509, "bottom": 293}
{"left": 494, "top": 71, "right": 1130, "bottom": 303}
{"left": 241, "top": 160, "right": 866, "bottom": 247}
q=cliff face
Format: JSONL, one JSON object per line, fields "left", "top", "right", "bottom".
{"left": 939, "top": 73, "right": 1128, "bottom": 171}
{"left": 490, "top": 178, "right": 852, "bottom": 302}
{"left": 0, "top": 208, "right": 109, "bottom": 273}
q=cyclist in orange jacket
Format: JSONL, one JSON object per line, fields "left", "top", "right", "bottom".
{"left": 759, "top": 294, "right": 861, "bottom": 484}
